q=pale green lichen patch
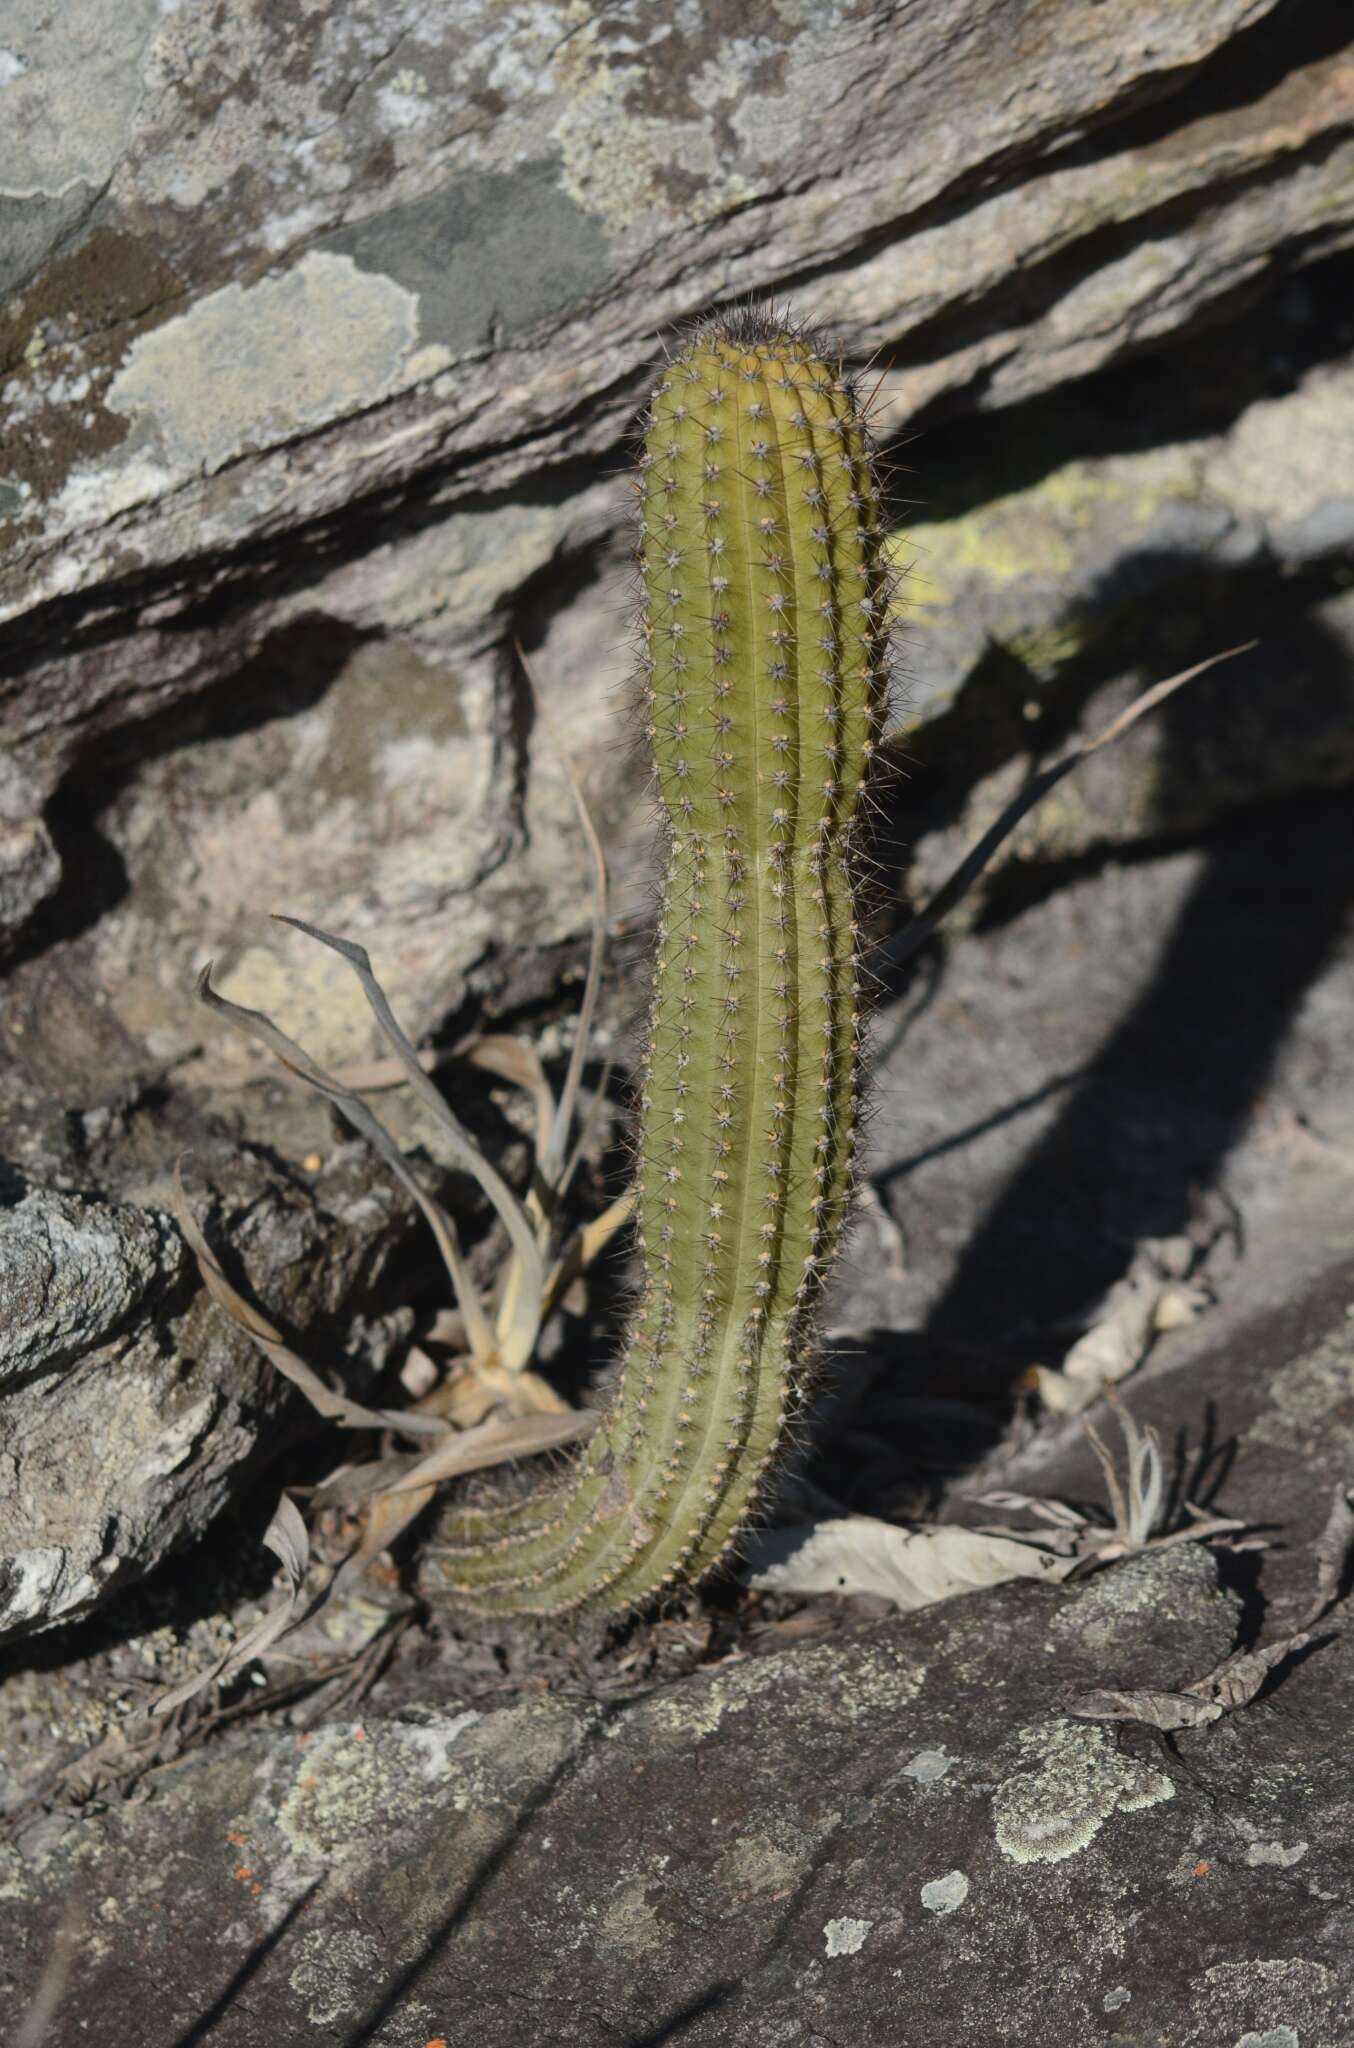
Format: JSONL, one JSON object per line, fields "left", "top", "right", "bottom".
{"left": 1244, "top": 1839, "right": 1309, "bottom": 1868}
{"left": 287, "top": 1926, "right": 383, "bottom": 2027}
{"left": 1204, "top": 1956, "right": 1337, "bottom": 2008}
{"left": 902, "top": 1747, "right": 953, "bottom": 1785}
{"left": 276, "top": 1711, "right": 483, "bottom": 1858}
{"left": 708, "top": 1803, "right": 845, "bottom": 1915}
{"left": 439, "top": 1699, "right": 597, "bottom": 1817}
{"left": 99, "top": 253, "right": 422, "bottom": 477}
{"left": 631, "top": 1641, "right": 925, "bottom": 1749}
{"left": 920, "top": 1869, "right": 969, "bottom": 1914}
{"left": 594, "top": 1866, "right": 668, "bottom": 1960}
{"left": 824, "top": 1915, "right": 872, "bottom": 1957}
{"left": 993, "top": 1719, "right": 1173, "bottom": 1865}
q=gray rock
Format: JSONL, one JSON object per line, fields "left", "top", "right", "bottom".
{"left": 3, "top": 1262, "right": 1352, "bottom": 2046}
{"left": 0, "top": 754, "right": 59, "bottom": 939}
{"left": 0, "top": 1156, "right": 412, "bottom": 1643}
{"left": 1, "top": 0, "right": 1350, "bottom": 1042}
{"left": 0, "top": 1189, "right": 182, "bottom": 1388}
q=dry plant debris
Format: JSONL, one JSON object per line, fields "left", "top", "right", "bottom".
{"left": 1067, "top": 1484, "right": 1353, "bottom": 1731}
{"left": 176, "top": 761, "right": 627, "bottom": 1605}
{"left": 748, "top": 1398, "right": 1251, "bottom": 1613}
{"left": 1028, "top": 1233, "right": 1215, "bottom": 1416}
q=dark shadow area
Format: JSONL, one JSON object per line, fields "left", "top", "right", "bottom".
{"left": 624, "top": 1987, "right": 738, "bottom": 2045}
{"left": 336, "top": 1716, "right": 613, "bottom": 2048}
{"left": 168, "top": 1882, "right": 322, "bottom": 2048}
{"left": 876, "top": 766, "right": 1349, "bottom": 1347}
{"left": 834, "top": 475, "right": 1354, "bottom": 1466}
{"left": 870, "top": 543, "right": 1354, "bottom": 1001}
{"left": 919, "top": 769, "right": 1353, "bottom": 1350}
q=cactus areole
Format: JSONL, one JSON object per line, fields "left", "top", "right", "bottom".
{"left": 425, "top": 313, "right": 890, "bottom": 1612}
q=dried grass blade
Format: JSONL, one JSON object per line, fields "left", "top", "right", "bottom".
{"left": 148, "top": 1494, "right": 313, "bottom": 1716}
{"left": 541, "top": 1187, "right": 637, "bottom": 1318}
{"left": 382, "top": 1404, "right": 600, "bottom": 1493}
{"left": 1083, "top": 1418, "right": 1130, "bottom": 1538}
{"left": 328, "top": 1047, "right": 450, "bottom": 1090}
{"left": 272, "top": 917, "right": 545, "bottom": 1317}
{"left": 174, "top": 1164, "right": 450, "bottom": 1438}
{"left": 557, "top": 1055, "right": 618, "bottom": 1203}
{"left": 310, "top": 1455, "right": 423, "bottom": 1510}
{"left": 541, "top": 754, "right": 610, "bottom": 1186}
{"left": 330, "top": 1483, "right": 439, "bottom": 1596}
{"left": 888, "top": 644, "right": 1257, "bottom": 974}
{"left": 195, "top": 965, "right": 496, "bottom": 1366}
{"left": 461, "top": 1034, "right": 559, "bottom": 1365}
{"left": 461, "top": 1033, "right": 556, "bottom": 1159}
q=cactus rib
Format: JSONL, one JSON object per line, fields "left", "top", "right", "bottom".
{"left": 423, "top": 312, "right": 889, "bottom": 1613}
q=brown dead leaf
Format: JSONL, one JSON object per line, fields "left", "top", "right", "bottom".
{"left": 1066, "top": 1688, "right": 1224, "bottom": 1730}
{"left": 1301, "top": 1485, "right": 1354, "bottom": 1629}
{"left": 382, "top": 1404, "right": 600, "bottom": 1495}
{"left": 1184, "top": 1633, "right": 1312, "bottom": 1713}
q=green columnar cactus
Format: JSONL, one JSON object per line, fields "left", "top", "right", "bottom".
{"left": 424, "top": 312, "right": 889, "bottom": 1612}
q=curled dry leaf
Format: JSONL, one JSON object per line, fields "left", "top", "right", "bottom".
{"left": 1184, "top": 1632, "right": 1313, "bottom": 1713}
{"left": 148, "top": 1493, "right": 313, "bottom": 1716}
{"left": 1067, "top": 1688, "right": 1224, "bottom": 1730}
{"left": 1066, "top": 1486, "right": 1344, "bottom": 1734}
{"left": 382, "top": 1404, "right": 600, "bottom": 1495}
{"left": 303, "top": 1407, "right": 602, "bottom": 1600}
{"left": 1301, "top": 1484, "right": 1354, "bottom": 1629}
{"left": 743, "top": 1515, "right": 1077, "bottom": 1611}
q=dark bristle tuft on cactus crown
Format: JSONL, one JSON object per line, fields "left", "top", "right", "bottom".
{"left": 421, "top": 313, "right": 892, "bottom": 1613}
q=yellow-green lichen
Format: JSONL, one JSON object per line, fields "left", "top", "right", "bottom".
{"left": 276, "top": 1712, "right": 482, "bottom": 1857}
{"left": 993, "top": 1719, "right": 1173, "bottom": 1866}
{"left": 630, "top": 1641, "right": 926, "bottom": 1749}
{"left": 287, "top": 1926, "right": 383, "bottom": 2027}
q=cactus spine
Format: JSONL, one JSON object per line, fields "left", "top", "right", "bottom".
{"left": 423, "top": 313, "right": 888, "bottom": 1612}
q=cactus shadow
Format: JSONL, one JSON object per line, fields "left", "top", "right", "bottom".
{"left": 923, "top": 784, "right": 1351, "bottom": 1350}
{"left": 847, "top": 563, "right": 1354, "bottom": 1479}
